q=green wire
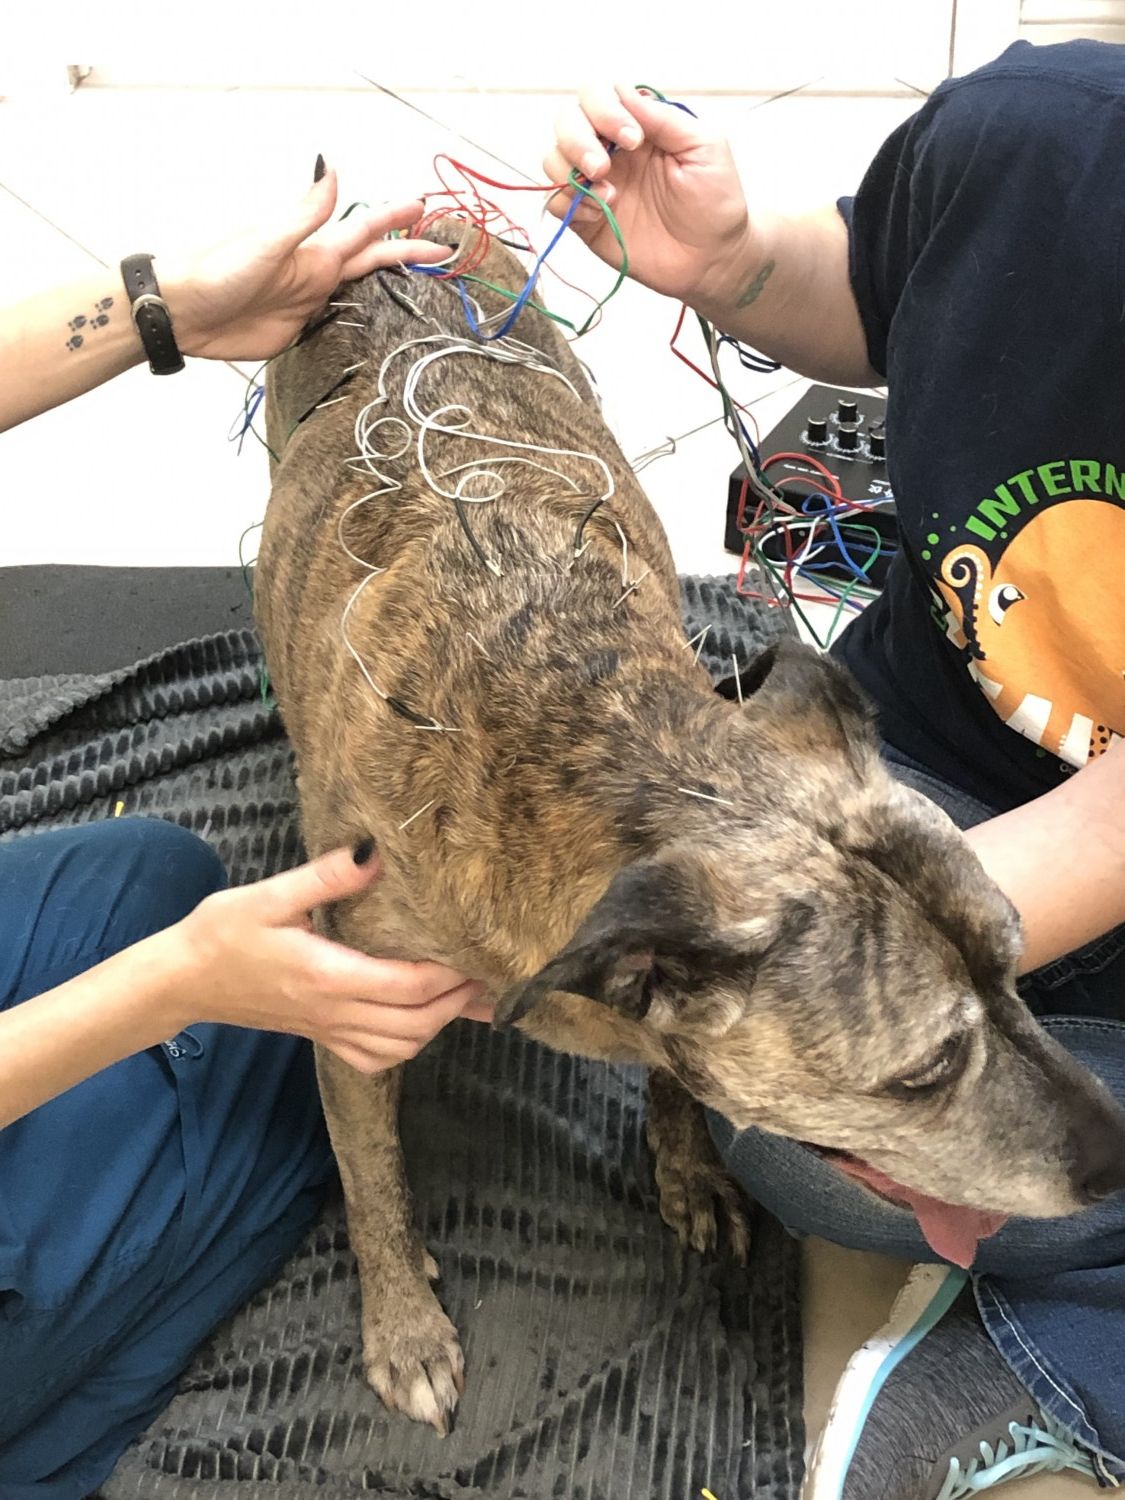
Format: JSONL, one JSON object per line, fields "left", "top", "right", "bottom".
{"left": 458, "top": 274, "right": 576, "bottom": 330}
{"left": 457, "top": 177, "right": 627, "bottom": 339}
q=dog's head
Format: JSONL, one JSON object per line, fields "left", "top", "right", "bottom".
{"left": 495, "top": 641, "right": 1125, "bottom": 1265}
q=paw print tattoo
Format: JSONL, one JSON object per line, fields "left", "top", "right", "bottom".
{"left": 65, "top": 295, "right": 113, "bottom": 350}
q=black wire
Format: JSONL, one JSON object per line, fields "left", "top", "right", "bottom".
{"left": 573, "top": 493, "right": 607, "bottom": 554}
{"left": 385, "top": 694, "right": 443, "bottom": 730}
{"left": 293, "top": 367, "right": 361, "bottom": 429}
{"left": 449, "top": 489, "right": 496, "bottom": 574}
{"left": 292, "top": 306, "right": 343, "bottom": 350}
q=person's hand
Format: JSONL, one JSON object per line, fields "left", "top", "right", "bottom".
{"left": 544, "top": 84, "right": 755, "bottom": 306}
{"left": 171, "top": 846, "right": 491, "bottom": 1074}
{"left": 157, "top": 163, "right": 449, "bottom": 362}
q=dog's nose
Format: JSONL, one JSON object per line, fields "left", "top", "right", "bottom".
{"left": 1070, "top": 1113, "right": 1125, "bottom": 1205}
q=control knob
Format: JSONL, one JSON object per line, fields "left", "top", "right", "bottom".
{"left": 806, "top": 416, "right": 828, "bottom": 446}
{"left": 836, "top": 421, "right": 860, "bottom": 453}
{"left": 868, "top": 423, "right": 886, "bottom": 460}
{"left": 837, "top": 397, "right": 858, "bottom": 425}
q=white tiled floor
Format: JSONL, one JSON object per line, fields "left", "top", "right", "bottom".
{"left": 0, "top": 79, "right": 1095, "bottom": 1498}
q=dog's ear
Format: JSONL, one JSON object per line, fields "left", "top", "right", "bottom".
{"left": 719, "top": 637, "right": 877, "bottom": 776}
{"left": 493, "top": 859, "right": 694, "bottom": 1028}
{"left": 712, "top": 643, "right": 781, "bottom": 702}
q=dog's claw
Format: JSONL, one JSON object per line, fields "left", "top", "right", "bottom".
{"left": 362, "top": 1285, "right": 464, "bottom": 1431}
{"left": 657, "top": 1159, "right": 753, "bottom": 1263}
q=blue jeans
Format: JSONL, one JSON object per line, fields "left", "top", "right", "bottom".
{"left": 0, "top": 820, "right": 335, "bottom": 1500}
{"left": 710, "top": 746, "right": 1125, "bottom": 1484}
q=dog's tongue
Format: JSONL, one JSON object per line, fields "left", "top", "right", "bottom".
{"left": 831, "top": 1156, "right": 1007, "bottom": 1268}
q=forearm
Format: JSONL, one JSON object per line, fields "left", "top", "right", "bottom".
{"left": 965, "top": 742, "right": 1125, "bottom": 975}
{"left": 691, "top": 205, "right": 880, "bottom": 390}
{"left": 0, "top": 927, "right": 193, "bottom": 1129}
{"left": 0, "top": 269, "right": 152, "bottom": 431}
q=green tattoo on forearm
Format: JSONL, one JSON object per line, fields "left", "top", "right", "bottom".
{"left": 736, "top": 259, "right": 776, "bottom": 309}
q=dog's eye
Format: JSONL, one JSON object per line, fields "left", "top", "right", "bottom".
{"left": 637, "top": 964, "right": 666, "bottom": 1018}
{"left": 888, "top": 1033, "right": 968, "bottom": 1097}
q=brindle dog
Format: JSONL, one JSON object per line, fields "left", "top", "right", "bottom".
{"left": 256, "top": 224, "right": 1125, "bottom": 1433}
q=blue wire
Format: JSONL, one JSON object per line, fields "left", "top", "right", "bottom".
{"left": 798, "top": 492, "right": 896, "bottom": 582}
{"left": 732, "top": 411, "right": 761, "bottom": 469}
{"left": 793, "top": 564, "right": 867, "bottom": 612}
{"left": 396, "top": 90, "right": 696, "bottom": 343}
{"left": 229, "top": 384, "right": 265, "bottom": 456}
{"left": 406, "top": 190, "right": 584, "bottom": 342}
{"left": 718, "top": 331, "right": 781, "bottom": 374}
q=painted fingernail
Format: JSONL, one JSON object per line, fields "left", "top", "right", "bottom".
{"left": 582, "top": 152, "right": 603, "bottom": 179}
{"left": 314, "top": 152, "right": 327, "bottom": 183}
{"left": 619, "top": 125, "right": 642, "bottom": 148}
{"left": 353, "top": 837, "right": 376, "bottom": 865}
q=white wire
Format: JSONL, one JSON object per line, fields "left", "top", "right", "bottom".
{"left": 336, "top": 304, "right": 623, "bottom": 719}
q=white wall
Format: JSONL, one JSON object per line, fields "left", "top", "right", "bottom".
{"left": 11, "top": 1, "right": 1125, "bottom": 104}
{"left": 6, "top": 1, "right": 960, "bottom": 97}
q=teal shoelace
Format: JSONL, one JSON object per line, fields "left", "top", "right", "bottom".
{"left": 935, "top": 1412, "right": 1097, "bottom": 1498}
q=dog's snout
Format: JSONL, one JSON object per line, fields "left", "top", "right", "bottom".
{"left": 1070, "top": 1109, "right": 1125, "bottom": 1205}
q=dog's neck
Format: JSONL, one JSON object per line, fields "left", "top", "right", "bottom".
{"left": 472, "top": 671, "right": 761, "bottom": 962}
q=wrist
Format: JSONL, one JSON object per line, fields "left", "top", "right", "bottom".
{"left": 127, "top": 922, "right": 202, "bottom": 1038}
{"left": 146, "top": 256, "right": 203, "bottom": 359}
{"left": 691, "top": 216, "right": 782, "bottom": 320}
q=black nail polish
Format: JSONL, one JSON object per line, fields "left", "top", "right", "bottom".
{"left": 353, "top": 837, "right": 376, "bottom": 866}
{"left": 314, "top": 153, "right": 326, "bottom": 184}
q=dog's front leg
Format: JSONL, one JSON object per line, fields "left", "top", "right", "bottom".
{"left": 646, "top": 1070, "right": 753, "bottom": 1263}
{"left": 316, "top": 1047, "right": 463, "bottom": 1432}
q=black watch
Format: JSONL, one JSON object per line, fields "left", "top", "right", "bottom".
{"left": 120, "top": 253, "right": 185, "bottom": 376}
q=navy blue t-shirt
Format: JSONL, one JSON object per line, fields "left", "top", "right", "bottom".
{"left": 833, "top": 39, "right": 1125, "bottom": 812}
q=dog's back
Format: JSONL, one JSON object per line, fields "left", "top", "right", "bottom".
{"left": 257, "top": 229, "right": 706, "bottom": 984}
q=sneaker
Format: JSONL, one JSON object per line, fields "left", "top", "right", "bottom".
{"left": 803, "top": 1263, "right": 1098, "bottom": 1500}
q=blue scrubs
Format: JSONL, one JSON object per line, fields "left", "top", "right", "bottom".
{"left": 0, "top": 819, "right": 334, "bottom": 1499}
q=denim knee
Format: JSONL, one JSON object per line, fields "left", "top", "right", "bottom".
{"left": 97, "top": 817, "right": 227, "bottom": 931}
{"left": 0, "top": 819, "right": 227, "bottom": 1005}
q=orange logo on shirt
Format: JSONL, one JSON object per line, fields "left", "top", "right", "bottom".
{"left": 935, "top": 499, "right": 1125, "bottom": 767}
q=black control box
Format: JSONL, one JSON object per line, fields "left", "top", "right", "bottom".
{"left": 725, "top": 384, "right": 896, "bottom": 585}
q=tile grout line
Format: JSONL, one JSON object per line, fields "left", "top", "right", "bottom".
{"left": 0, "top": 179, "right": 108, "bottom": 268}
{"left": 353, "top": 70, "right": 541, "bottom": 185}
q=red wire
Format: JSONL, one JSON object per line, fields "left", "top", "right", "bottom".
{"left": 761, "top": 451, "right": 883, "bottom": 515}
{"left": 410, "top": 154, "right": 568, "bottom": 280}
{"left": 669, "top": 305, "right": 763, "bottom": 442}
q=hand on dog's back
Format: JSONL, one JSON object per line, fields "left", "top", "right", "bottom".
{"left": 172, "top": 846, "right": 491, "bottom": 1072}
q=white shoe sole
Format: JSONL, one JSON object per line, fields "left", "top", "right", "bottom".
{"left": 801, "top": 1262, "right": 969, "bottom": 1500}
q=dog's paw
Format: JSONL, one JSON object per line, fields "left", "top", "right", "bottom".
{"left": 646, "top": 1074, "right": 754, "bottom": 1263}
{"left": 362, "top": 1282, "right": 464, "bottom": 1434}
{"left": 654, "top": 1150, "right": 753, "bottom": 1264}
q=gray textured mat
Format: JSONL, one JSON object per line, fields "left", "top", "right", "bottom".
{"left": 0, "top": 577, "right": 801, "bottom": 1500}
{"left": 0, "top": 564, "right": 254, "bottom": 677}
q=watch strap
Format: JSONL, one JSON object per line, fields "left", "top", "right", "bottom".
{"left": 120, "top": 253, "right": 185, "bottom": 376}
